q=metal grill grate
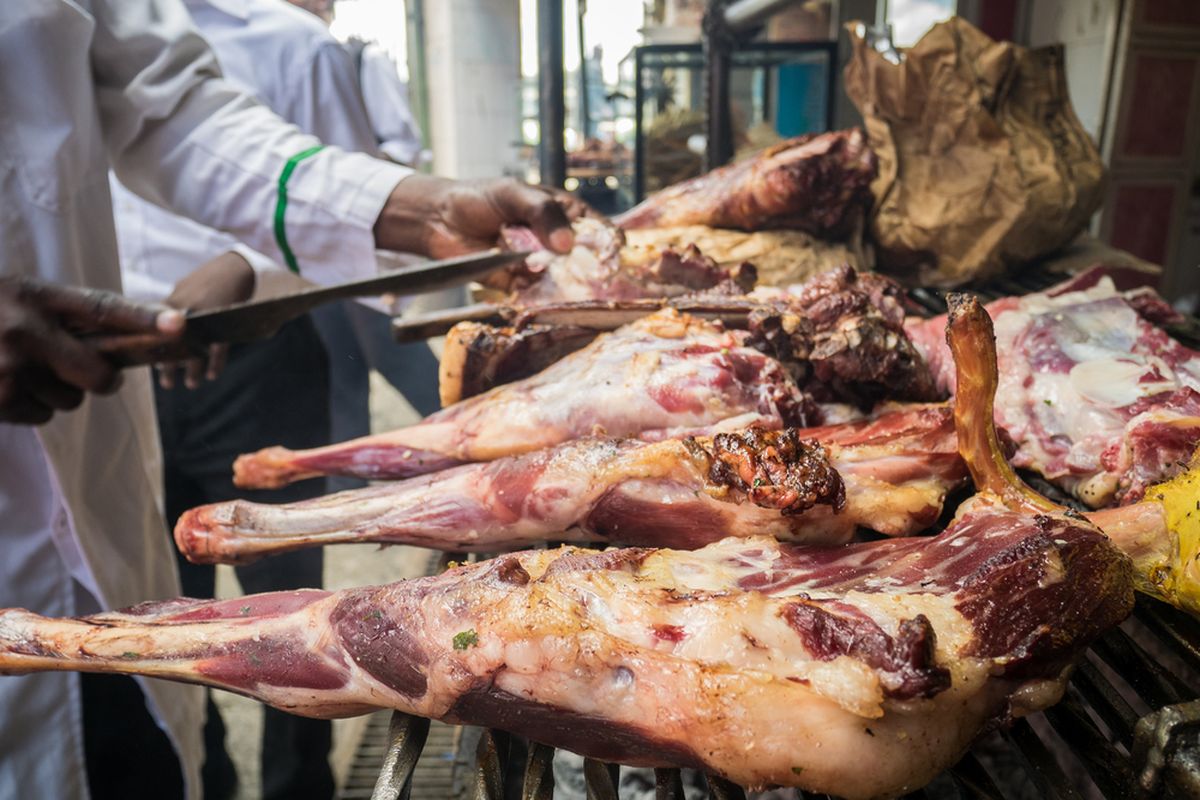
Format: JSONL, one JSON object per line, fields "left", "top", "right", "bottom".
{"left": 347, "top": 268, "right": 1200, "bottom": 800}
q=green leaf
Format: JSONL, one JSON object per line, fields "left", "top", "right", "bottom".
{"left": 453, "top": 629, "right": 479, "bottom": 650}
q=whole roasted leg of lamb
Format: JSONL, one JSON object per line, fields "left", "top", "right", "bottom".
{"left": 178, "top": 404, "right": 963, "bottom": 564}
{"left": 614, "top": 129, "right": 877, "bottom": 237}
{"left": 235, "top": 267, "right": 936, "bottom": 490}
{"left": 0, "top": 298, "right": 1145, "bottom": 798}
{"left": 234, "top": 309, "right": 814, "bottom": 488}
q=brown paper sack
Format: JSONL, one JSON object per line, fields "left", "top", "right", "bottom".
{"left": 844, "top": 17, "right": 1106, "bottom": 287}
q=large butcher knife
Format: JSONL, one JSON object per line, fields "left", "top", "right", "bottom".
{"left": 95, "top": 249, "right": 527, "bottom": 364}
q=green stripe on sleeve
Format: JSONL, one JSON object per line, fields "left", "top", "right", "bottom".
{"left": 273, "top": 145, "right": 326, "bottom": 274}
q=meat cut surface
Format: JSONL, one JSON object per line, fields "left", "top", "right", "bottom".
{"left": 438, "top": 321, "right": 601, "bottom": 407}
{"left": 907, "top": 268, "right": 1200, "bottom": 506}
{"left": 616, "top": 129, "right": 877, "bottom": 237}
{"left": 746, "top": 265, "right": 936, "bottom": 407}
{"left": 179, "top": 406, "right": 964, "bottom": 564}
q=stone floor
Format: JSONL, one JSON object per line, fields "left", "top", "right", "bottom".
{"left": 213, "top": 371, "right": 433, "bottom": 799}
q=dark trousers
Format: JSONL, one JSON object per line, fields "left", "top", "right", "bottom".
{"left": 155, "top": 318, "right": 335, "bottom": 800}
{"left": 82, "top": 673, "right": 185, "bottom": 800}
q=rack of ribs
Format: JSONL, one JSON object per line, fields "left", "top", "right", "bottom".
{"left": 907, "top": 266, "right": 1200, "bottom": 507}
{"left": 615, "top": 129, "right": 877, "bottom": 237}
{"left": 177, "top": 405, "right": 962, "bottom": 564}
{"left": 0, "top": 295, "right": 1138, "bottom": 797}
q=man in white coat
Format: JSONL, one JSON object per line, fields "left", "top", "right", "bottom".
{"left": 0, "top": 1, "right": 575, "bottom": 798}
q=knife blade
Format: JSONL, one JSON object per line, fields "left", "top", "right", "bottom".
{"left": 390, "top": 298, "right": 755, "bottom": 342}
{"left": 94, "top": 249, "right": 527, "bottom": 364}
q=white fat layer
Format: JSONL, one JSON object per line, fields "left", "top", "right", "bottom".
{"left": 1069, "top": 359, "right": 1179, "bottom": 408}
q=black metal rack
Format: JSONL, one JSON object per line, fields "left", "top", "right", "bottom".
{"left": 630, "top": 40, "right": 838, "bottom": 203}
{"left": 345, "top": 267, "right": 1200, "bottom": 800}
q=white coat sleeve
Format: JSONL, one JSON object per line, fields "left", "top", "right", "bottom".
{"left": 89, "top": 0, "right": 411, "bottom": 285}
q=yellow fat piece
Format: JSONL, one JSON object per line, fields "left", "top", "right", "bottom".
{"left": 1151, "top": 455, "right": 1200, "bottom": 615}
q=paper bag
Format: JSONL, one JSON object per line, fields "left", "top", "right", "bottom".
{"left": 844, "top": 17, "right": 1106, "bottom": 287}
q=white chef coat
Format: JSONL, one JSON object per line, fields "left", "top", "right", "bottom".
{"left": 114, "top": 0, "right": 391, "bottom": 302}
{"left": 0, "top": 2, "right": 409, "bottom": 799}
{"left": 358, "top": 44, "right": 424, "bottom": 166}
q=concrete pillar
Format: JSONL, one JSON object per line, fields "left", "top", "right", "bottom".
{"left": 423, "top": 0, "right": 522, "bottom": 179}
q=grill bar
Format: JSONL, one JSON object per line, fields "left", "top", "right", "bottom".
{"left": 368, "top": 712, "right": 429, "bottom": 800}
{"left": 471, "top": 729, "right": 511, "bottom": 800}
{"left": 1071, "top": 659, "right": 1140, "bottom": 745}
{"left": 947, "top": 752, "right": 1005, "bottom": 799}
{"left": 654, "top": 768, "right": 685, "bottom": 800}
{"left": 522, "top": 743, "right": 555, "bottom": 800}
{"left": 704, "top": 774, "right": 746, "bottom": 800}
{"left": 1043, "top": 696, "right": 1131, "bottom": 796}
{"left": 1095, "top": 629, "right": 1190, "bottom": 708}
{"left": 1002, "top": 720, "right": 1085, "bottom": 800}
{"left": 584, "top": 759, "right": 621, "bottom": 800}
{"left": 1136, "top": 598, "right": 1200, "bottom": 665}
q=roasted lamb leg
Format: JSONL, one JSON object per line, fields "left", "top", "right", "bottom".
{"left": 615, "top": 129, "right": 877, "bottom": 237}
{"left": 234, "top": 309, "right": 815, "bottom": 489}
{"left": 908, "top": 267, "right": 1200, "bottom": 507}
{"left": 237, "top": 272, "right": 938, "bottom": 491}
{"left": 178, "top": 405, "right": 963, "bottom": 564}
{"left": 0, "top": 297, "right": 1136, "bottom": 796}
{"left": 493, "top": 217, "right": 756, "bottom": 307}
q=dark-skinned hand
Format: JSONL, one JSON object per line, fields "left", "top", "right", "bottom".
{"left": 157, "top": 251, "right": 256, "bottom": 390}
{"left": 0, "top": 277, "right": 184, "bottom": 424}
{"left": 373, "top": 175, "right": 588, "bottom": 259}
